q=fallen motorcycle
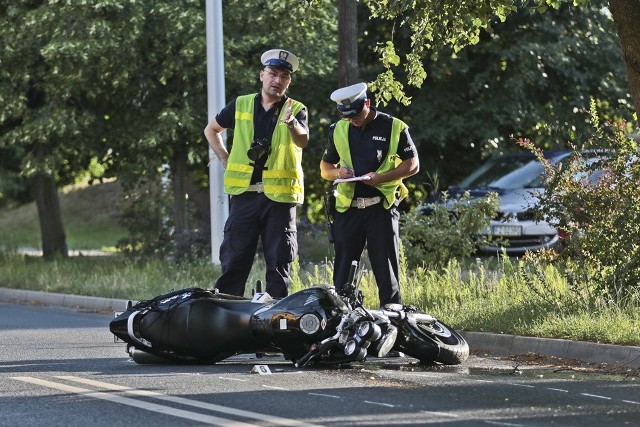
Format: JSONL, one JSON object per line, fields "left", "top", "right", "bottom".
{"left": 109, "top": 261, "right": 469, "bottom": 367}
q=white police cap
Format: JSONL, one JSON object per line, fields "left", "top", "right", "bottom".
{"left": 261, "top": 49, "right": 299, "bottom": 73}
{"left": 330, "top": 83, "right": 368, "bottom": 117}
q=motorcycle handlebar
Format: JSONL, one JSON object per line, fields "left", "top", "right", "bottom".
{"left": 407, "top": 313, "right": 436, "bottom": 323}
{"left": 346, "top": 260, "right": 358, "bottom": 286}
{"left": 373, "top": 309, "right": 436, "bottom": 324}
{"left": 294, "top": 351, "right": 315, "bottom": 368}
{"left": 294, "top": 340, "right": 335, "bottom": 368}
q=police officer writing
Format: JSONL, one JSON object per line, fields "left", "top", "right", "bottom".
{"left": 204, "top": 49, "right": 309, "bottom": 298}
{"left": 320, "top": 82, "right": 419, "bottom": 307}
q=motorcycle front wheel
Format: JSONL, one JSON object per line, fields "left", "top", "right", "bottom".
{"left": 397, "top": 318, "right": 469, "bottom": 365}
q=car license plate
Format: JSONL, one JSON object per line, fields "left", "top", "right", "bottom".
{"left": 492, "top": 225, "right": 522, "bottom": 236}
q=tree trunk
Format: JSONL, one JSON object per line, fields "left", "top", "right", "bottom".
{"left": 33, "top": 169, "right": 68, "bottom": 261}
{"left": 338, "top": 0, "right": 359, "bottom": 87}
{"left": 173, "top": 145, "right": 188, "bottom": 235}
{"left": 610, "top": 0, "right": 640, "bottom": 119}
{"left": 172, "top": 144, "right": 189, "bottom": 261}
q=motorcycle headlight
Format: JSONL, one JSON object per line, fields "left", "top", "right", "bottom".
{"left": 344, "top": 339, "right": 358, "bottom": 356}
{"left": 356, "top": 321, "right": 381, "bottom": 341}
{"left": 344, "top": 340, "right": 367, "bottom": 361}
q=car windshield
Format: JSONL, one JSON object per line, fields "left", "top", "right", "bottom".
{"left": 490, "top": 160, "right": 546, "bottom": 189}
{"left": 454, "top": 151, "right": 605, "bottom": 191}
{"left": 456, "top": 156, "right": 544, "bottom": 190}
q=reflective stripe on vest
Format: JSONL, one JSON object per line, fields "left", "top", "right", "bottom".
{"left": 223, "top": 93, "right": 305, "bottom": 204}
{"left": 333, "top": 117, "right": 409, "bottom": 212}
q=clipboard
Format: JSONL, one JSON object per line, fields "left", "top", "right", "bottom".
{"left": 334, "top": 175, "right": 371, "bottom": 184}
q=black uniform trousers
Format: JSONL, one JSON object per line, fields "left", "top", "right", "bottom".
{"left": 215, "top": 191, "right": 298, "bottom": 298}
{"left": 332, "top": 202, "right": 402, "bottom": 307}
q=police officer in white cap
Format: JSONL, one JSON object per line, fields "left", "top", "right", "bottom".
{"left": 320, "top": 82, "right": 419, "bottom": 307}
{"left": 204, "top": 49, "right": 309, "bottom": 298}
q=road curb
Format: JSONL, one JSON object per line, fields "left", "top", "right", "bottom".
{"left": 0, "top": 287, "right": 129, "bottom": 313}
{"left": 2, "top": 287, "right": 639, "bottom": 370}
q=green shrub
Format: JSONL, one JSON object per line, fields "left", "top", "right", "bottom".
{"left": 400, "top": 191, "right": 500, "bottom": 268}
{"left": 116, "top": 178, "right": 172, "bottom": 258}
{"left": 520, "top": 104, "right": 640, "bottom": 305}
{"left": 116, "top": 177, "right": 210, "bottom": 263}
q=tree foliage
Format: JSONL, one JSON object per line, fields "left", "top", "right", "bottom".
{"left": 361, "top": 0, "right": 640, "bottom": 137}
{"left": 0, "top": 0, "right": 339, "bottom": 256}
{"left": 361, "top": 0, "right": 627, "bottom": 104}
{"left": 354, "top": 1, "right": 633, "bottom": 187}
{"left": 0, "top": 1, "right": 142, "bottom": 181}
{"left": 0, "top": 1, "right": 146, "bottom": 257}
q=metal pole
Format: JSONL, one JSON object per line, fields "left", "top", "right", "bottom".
{"left": 206, "top": 0, "right": 228, "bottom": 264}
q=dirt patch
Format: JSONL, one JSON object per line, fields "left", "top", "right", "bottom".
{"left": 502, "top": 352, "right": 640, "bottom": 379}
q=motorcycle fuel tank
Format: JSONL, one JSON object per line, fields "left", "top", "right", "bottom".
{"left": 250, "top": 286, "right": 347, "bottom": 353}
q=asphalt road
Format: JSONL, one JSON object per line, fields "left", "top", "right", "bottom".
{"left": 1, "top": 302, "right": 639, "bottom": 426}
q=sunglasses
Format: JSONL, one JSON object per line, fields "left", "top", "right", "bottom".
{"left": 341, "top": 108, "right": 365, "bottom": 120}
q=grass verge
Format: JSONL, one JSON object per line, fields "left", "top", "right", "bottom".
{"left": 1, "top": 252, "right": 638, "bottom": 346}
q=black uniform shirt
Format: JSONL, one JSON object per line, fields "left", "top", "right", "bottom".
{"left": 323, "top": 109, "right": 418, "bottom": 198}
{"left": 216, "top": 93, "right": 309, "bottom": 184}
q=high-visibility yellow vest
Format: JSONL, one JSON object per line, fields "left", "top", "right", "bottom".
{"left": 224, "top": 93, "right": 305, "bottom": 204}
{"left": 333, "top": 117, "right": 409, "bottom": 212}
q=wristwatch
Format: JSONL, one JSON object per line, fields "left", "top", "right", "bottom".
{"left": 287, "top": 117, "right": 298, "bottom": 129}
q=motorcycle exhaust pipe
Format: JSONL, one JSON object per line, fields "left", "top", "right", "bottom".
{"left": 129, "top": 347, "right": 173, "bottom": 365}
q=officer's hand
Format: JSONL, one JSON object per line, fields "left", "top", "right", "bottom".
{"left": 282, "top": 99, "right": 294, "bottom": 124}
{"left": 338, "top": 167, "right": 354, "bottom": 179}
{"left": 362, "top": 172, "right": 380, "bottom": 186}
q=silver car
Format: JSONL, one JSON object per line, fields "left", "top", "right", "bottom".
{"left": 447, "top": 151, "right": 578, "bottom": 254}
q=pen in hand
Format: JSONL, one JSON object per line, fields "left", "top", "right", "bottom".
{"left": 343, "top": 163, "right": 355, "bottom": 178}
